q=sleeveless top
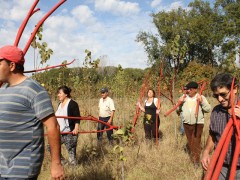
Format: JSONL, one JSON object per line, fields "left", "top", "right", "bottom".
{"left": 144, "top": 98, "right": 160, "bottom": 124}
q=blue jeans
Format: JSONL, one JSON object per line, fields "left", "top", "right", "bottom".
{"left": 97, "top": 116, "right": 113, "bottom": 142}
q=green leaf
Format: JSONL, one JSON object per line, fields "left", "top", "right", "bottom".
{"left": 115, "top": 129, "right": 124, "bottom": 135}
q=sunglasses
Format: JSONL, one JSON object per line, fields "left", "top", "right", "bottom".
{"left": 213, "top": 91, "right": 230, "bottom": 99}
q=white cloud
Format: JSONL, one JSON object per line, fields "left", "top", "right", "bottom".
{"left": 0, "top": 1, "right": 152, "bottom": 69}
{"left": 95, "top": 0, "right": 140, "bottom": 16}
{"left": 154, "top": 1, "right": 186, "bottom": 12}
{"left": 0, "top": 0, "right": 34, "bottom": 21}
{"left": 71, "top": 5, "right": 97, "bottom": 25}
{"left": 169, "top": 1, "right": 184, "bottom": 10}
{"left": 151, "top": 0, "right": 162, "bottom": 8}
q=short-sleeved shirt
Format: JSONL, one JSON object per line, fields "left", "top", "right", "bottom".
{"left": 0, "top": 78, "right": 54, "bottom": 178}
{"left": 99, "top": 96, "right": 115, "bottom": 117}
{"left": 210, "top": 104, "right": 240, "bottom": 166}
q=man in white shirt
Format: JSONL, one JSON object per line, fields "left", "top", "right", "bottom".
{"left": 177, "top": 81, "right": 211, "bottom": 167}
{"left": 97, "top": 87, "right": 115, "bottom": 144}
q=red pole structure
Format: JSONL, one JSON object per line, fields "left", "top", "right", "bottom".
{"left": 195, "top": 81, "right": 206, "bottom": 118}
{"left": 14, "top": 0, "right": 40, "bottom": 46}
{"left": 164, "top": 96, "right": 186, "bottom": 117}
{"left": 204, "top": 119, "right": 233, "bottom": 180}
{"left": 24, "top": 59, "right": 75, "bottom": 73}
{"left": 204, "top": 78, "right": 240, "bottom": 180}
{"left": 156, "top": 67, "right": 163, "bottom": 145}
{"left": 44, "top": 115, "right": 120, "bottom": 135}
{"left": 132, "top": 70, "right": 151, "bottom": 129}
{"left": 23, "top": 0, "right": 67, "bottom": 55}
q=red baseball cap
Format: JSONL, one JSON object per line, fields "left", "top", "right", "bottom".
{"left": 0, "top": 45, "right": 25, "bottom": 65}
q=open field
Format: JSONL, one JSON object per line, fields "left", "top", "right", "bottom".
{"left": 38, "top": 96, "right": 218, "bottom": 180}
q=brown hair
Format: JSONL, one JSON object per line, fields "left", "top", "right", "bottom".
{"left": 147, "top": 88, "right": 156, "bottom": 97}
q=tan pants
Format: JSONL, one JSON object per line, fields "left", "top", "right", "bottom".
{"left": 183, "top": 123, "right": 204, "bottom": 163}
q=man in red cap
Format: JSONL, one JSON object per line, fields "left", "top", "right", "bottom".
{"left": 0, "top": 45, "right": 64, "bottom": 179}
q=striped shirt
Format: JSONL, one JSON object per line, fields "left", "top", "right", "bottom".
{"left": 0, "top": 78, "right": 54, "bottom": 178}
{"left": 210, "top": 104, "right": 240, "bottom": 166}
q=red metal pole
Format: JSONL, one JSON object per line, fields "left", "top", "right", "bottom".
{"left": 14, "top": 0, "right": 40, "bottom": 46}
{"left": 23, "top": 0, "right": 67, "bottom": 55}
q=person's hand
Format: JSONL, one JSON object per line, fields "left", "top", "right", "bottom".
{"left": 197, "top": 94, "right": 203, "bottom": 103}
{"left": 51, "top": 162, "right": 65, "bottom": 180}
{"left": 156, "top": 109, "right": 160, "bottom": 114}
{"left": 108, "top": 119, "right": 112, "bottom": 124}
{"left": 201, "top": 151, "right": 211, "bottom": 171}
{"left": 234, "top": 105, "right": 240, "bottom": 118}
{"left": 179, "top": 95, "right": 185, "bottom": 102}
{"left": 72, "top": 128, "right": 79, "bottom": 135}
{"left": 136, "top": 101, "right": 141, "bottom": 107}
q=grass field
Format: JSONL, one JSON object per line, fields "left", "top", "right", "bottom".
{"left": 38, "top": 96, "right": 218, "bottom": 180}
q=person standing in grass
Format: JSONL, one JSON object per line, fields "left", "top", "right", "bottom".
{"left": 0, "top": 45, "right": 64, "bottom": 179}
{"left": 201, "top": 73, "right": 240, "bottom": 179}
{"left": 97, "top": 87, "right": 115, "bottom": 144}
{"left": 138, "top": 88, "right": 161, "bottom": 140}
{"left": 55, "top": 85, "right": 80, "bottom": 165}
{"left": 177, "top": 81, "right": 211, "bottom": 167}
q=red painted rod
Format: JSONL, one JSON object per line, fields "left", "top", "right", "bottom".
{"left": 204, "top": 78, "right": 240, "bottom": 179}
{"left": 24, "top": 59, "right": 75, "bottom": 73}
{"left": 23, "top": 0, "right": 67, "bottom": 55}
{"left": 44, "top": 115, "right": 120, "bottom": 136}
{"left": 164, "top": 95, "right": 186, "bottom": 117}
{"left": 195, "top": 81, "right": 206, "bottom": 118}
{"left": 204, "top": 118, "right": 233, "bottom": 180}
{"left": 14, "top": 0, "right": 40, "bottom": 46}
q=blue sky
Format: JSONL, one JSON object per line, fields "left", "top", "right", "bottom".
{"left": 0, "top": 0, "right": 214, "bottom": 70}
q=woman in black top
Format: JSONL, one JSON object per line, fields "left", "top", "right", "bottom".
{"left": 138, "top": 89, "right": 160, "bottom": 139}
{"left": 55, "top": 85, "right": 80, "bottom": 165}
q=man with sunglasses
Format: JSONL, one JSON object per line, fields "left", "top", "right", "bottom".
{"left": 201, "top": 73, "right": 240, "bottom": 179}
{"left": 97, "top": 87, "right": 115, "bottom": 145}
{"left": 177, "top": 81, "right": 211, "bottom": 167}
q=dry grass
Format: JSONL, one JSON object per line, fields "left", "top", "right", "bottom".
{"left": 38, "top": 96, "right": 218, "bottom": 180}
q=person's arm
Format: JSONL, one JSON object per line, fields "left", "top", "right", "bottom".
{"left": 199, "top": 95, "right": 211, "bottom": 113}
{"left": 42, "top": 114, "right": 64, "bottom": 179}
{"left": 137, "top": 102, "right": 145, "bottom": 112}
{"left": 71, "top": 101, "right": 80, "bottom": 135}
{"left": 108, "top": 99, "right": 115, "bottom": 124}
{"left": 108, "top": 110, "right": 115, "bottom": 124}
{"left": 154, "top": 98, "right": 160, "bottom": 114}
{"left": 201, "top": 134, "right": 215, "bottom": 170}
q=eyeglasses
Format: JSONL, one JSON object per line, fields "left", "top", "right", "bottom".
{"left": 213, "top": 91, "right": 230, "bottom": 99}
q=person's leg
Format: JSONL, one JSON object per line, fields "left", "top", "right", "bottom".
{"left": 97, "top": 117, "right": 106, "bottom": 142}
{"left": 152, "top": 118, "right": 160, "bottom": 139}
{"left": 191, "top": 124, "right": 204, "bottom": 164}
{"left": 144, "top": 123, "right": 152, "bottom": 139}
{"left": 183, "top": 124, "right": 194, "bottom": 158}
{"left": 61, "top": 134, "right": 68, "bottom": 164}
{"left": 102, "top": 116, "right": 113, "bottom": 143}
{"left": 64, "top": 134, "right": 78, "bottom": 165}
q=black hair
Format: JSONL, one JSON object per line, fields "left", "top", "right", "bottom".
{"left": 57, "top": 85, "right": 72, "bottom": 98}
{"left": 210, "top": 73, "right": 238, "bottom": 91}
{"left": 4, "top": 59, "right": 24, "bottom": 72}
{"left": 147, "top": 88, "right": 156, "bottom": 97}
